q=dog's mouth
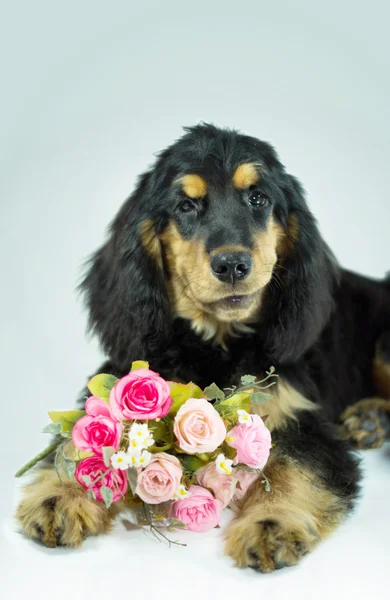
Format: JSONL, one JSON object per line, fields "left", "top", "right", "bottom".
{"left": 204, "top": 291, "right": 262, "bottom": 317}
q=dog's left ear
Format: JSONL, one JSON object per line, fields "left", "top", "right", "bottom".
{"left": 259, "top": 175, "right": 339, "bottom": 364}
{"left": 80, "top": 172, "right": 172, "bottom": 372}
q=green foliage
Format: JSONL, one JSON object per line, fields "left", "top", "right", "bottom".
{"left": 181, "top": 455, "right": 207, "bottom": 473}
{"left": 102, "top": 446, "right": 115, "bottom": 467}
{"left": 240, "top": 375, "right": 256, "bottom": 385}
{"left": 203, "top": 383, "right": 225, "bottom": 401}
{"left": 48, "top": 410, "right": 86, "bottom": 433}
{"left": 130, "top": 360, "right": 149, "bottom": 371}
{"left": 87, "top": 373, "right": 118, "bottom": 402}
{"left": 168, "top": 381, "right": 203, "bottom": 414}
{"left": 127, "top": 468, "right": 138, "bottom": 494}
{"left": 42, "top": 422, "right": 63, "bottom": 435}
{"left": 251, "top": 392, "right": 272, "bottom": 404}
{"left": 100, "top": 486, "right": 113, "bottom": 508}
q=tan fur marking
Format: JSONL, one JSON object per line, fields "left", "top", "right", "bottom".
{"left": 252, "top": 379, "right": 318, "bottom": 431}
{"left": 16, "top": 468, "right": 119, "bottom": 547}
{"left": 276, "top": 213, "right": 299, "bottom": 257}
{"left": 177, "top": 174, "right": 208, "bottom": 198}
{"left": 139, "top": 219, "right": 163, "bottom": 269}
{"left": 232, "top": 163, "right": 260, "bottom": 189}
{"left": 225, "top": 459, "right": 347, "bottom": 570}
{"left": 373, "top": 353, "right": 390, "bottom": 398}
{"left": 160, "top": 215, "right": 286, "bottom": 345}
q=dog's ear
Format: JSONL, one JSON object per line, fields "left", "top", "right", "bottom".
{"left": 80, "top": 172, "right": 172, "bottom": 371}
{"left": 259, "top": 175, "right": 339, "bottom": 364}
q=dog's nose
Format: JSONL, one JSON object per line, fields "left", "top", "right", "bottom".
{"left": 211, "top": 252, "right": 252, "bottom": 282}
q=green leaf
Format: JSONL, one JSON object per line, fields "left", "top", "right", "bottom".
{"left": 218, "top": 392, "right": 251, "bottom": 411}
{"left": 166, "top": 518, "right": 187, "bottom": 530}
{"left": 87, "top": 373, "right": 119, "bottom": 401}
{"left": 251, "top": 392, "right": 273, "bottom": 405}
{"left": 100, "top": 486, "right": 113, "bottom": 508}
{"left": 65, "top": 460, "right": 76, "bottom": 479}
{"left": 148, "top": 419, "right": 169, "bottom": 443}
{"left": 127, "top": 468, "right": 138, "bottom": 494}
{"left": 203, "top": 383, "right": 225, "bottom": 401}
{"left": 48, "top": 410, "right": 86, "bottom": 433}
{"left": 42, "top": 422, "right": 62, "bottom": 435}
{"left": 102, "top": 446, "right": 115, "bottom": 467}
{"left": 181, "top": 455, "right": 207, "bottom": 473}
{"left": 82, "top": 475, "right": 92, "bottom": 486}
{"left": 168, "top": 381, "right": 203, "bottom": 415}
{"left": 130, "top": 360, "right": 149, "bottom": 371}
{"left": 240, "top": 374, "right": 256, "bottom": 385}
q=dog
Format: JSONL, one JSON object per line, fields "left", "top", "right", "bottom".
{"left": 16, "top": 124, "right": 390, "bottom": 571}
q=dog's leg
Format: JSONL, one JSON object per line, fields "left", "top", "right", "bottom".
{"left": 225, "top": 414, "right": 360, "bottom": 572}
{"left": 16, "top": 467, "right": 119, "bottom": 547}
{"left": 338, "top": 332, "right": 390, "bottom": 449}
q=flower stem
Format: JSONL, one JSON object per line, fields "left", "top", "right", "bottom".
{"left": 15, "top": 441, "right": 59, "bottom": 477}
{"left": 149, "top": 443, "right": 173, "bottom": 452}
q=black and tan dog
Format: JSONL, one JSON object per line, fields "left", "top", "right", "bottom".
{"left": 16, "top": 124, "right": 390, "bottom": 571}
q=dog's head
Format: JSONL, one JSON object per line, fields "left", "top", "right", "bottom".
{"left": 82, "top": 124, "right": 337, "bottom": 369}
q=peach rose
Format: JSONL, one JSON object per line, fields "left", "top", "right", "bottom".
{"left": 173, "top": 398, "right": 226, "bottom": 454}
{"left": 196, "top": 461, "right": 237, "bottom": 507}
{"left": 135, "top": 452, "right": 182, "bottom": 504}
{"left": 109, "top": 368, "right": 172, "bottom": 421}
{"left": 231, "top": 469, "right": 260, "bottom": 502}
{"left": 171, "top": 485, "right": 223, "bottom": 532}
{"left": 227, "top": 414, "right": 271, "bottom": 469}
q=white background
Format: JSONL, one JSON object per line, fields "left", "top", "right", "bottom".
{"left": 1, "top": 1, "right": 389, "bottom": 598}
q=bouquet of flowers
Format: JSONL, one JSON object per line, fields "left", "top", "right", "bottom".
{"left": 16, "top": 361, "right": 275, "bottom": 543}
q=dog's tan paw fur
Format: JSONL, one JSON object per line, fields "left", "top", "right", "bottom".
{"left": 225, "top": 459, "right": 347, "bottom": 572}
{"left": 16, "top": 468, "right": 118, "bottom": 547}
{"left": 225, "top": 514, "right": 318, "bottom": 572}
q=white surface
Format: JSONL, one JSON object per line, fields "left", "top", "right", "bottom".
{"left": 2, "top": 448, "right": 390, "bottom": 599}
{"left": 1, "top": 0, "right": 390, "bottom": 597}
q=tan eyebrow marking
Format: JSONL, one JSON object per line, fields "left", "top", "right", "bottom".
{"left": 176, "top": 174, "right": 208, "bottom": 198}
{"left": 232, "top": 163, "right": 261, "bottom": 189}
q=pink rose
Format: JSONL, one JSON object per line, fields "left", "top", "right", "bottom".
{"left": 72, "top": 396, "right": 122, "bottom": 454}
{"left": 135, "top": 452, "right": 182, "bottom": 504}
{"left": 171, "top": 485, "right": 223, "bottom": 532}
{"left": 76, "top": 455, "right": 128, "bottom": 502}
{"left": 173, "top": 398, "right": 226, "bottom": 454}
{"left": 227, "top": 414, "right": 272, "bottom": 469}
{"left": 196, "top": 461, "right": 237, "bottom": 508}
{"left": 109, "top": 368, "right": 172, "bottom": 421}
{"left": 231, "top": 469, "right": 259, "bottom": 502}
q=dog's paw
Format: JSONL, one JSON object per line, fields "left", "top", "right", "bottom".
{"left": 225, "top": 514, "right": 318, "bottom": 572}
{"left": 339, "top": 400, "right": 390, "bottom": 449}
{"left": 16, "top": 469, "right": 117, "bottom": 547}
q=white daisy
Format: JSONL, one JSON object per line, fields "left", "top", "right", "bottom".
{"left": 237, "top": 409, "right": 252, "bottom": 426}
{"left": 216, "top": 453, "right": 233, "bottom": 475}
{"left": 110, "top": 451, "right": 131, "bottom": 470}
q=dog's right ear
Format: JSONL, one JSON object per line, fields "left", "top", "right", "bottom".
{"left": 80, "top": 172, "right": 172, "bottom": 371}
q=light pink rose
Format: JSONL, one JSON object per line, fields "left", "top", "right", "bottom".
{"left": 173, "top": 398, "right": 226, "bottom": 454}
{"left": 171, "top": 485, "right": 223, "bottom": 532}
{"left": 72, "top": 396, "right": 122, "bottom": 454}
{"left": 76, "top": 455, "right": 128, "bottom": 502}
{"left": 109, "top": 368, "right": 172, "bottom": 421}
{"left": 227, "top": 414, "right": 272, "bottom": 469}
{"left": 231, "top": 469, "right": 260, "bottom": 502}
{"left": 196, "top": 461, "right": 237, "bottom": 508}
{"left": 135, "top": 452, "right": 182, "bottom": 504}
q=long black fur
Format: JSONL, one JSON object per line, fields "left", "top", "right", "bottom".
{"left": 80, "top": 124, "right": 390, "bottom": 525}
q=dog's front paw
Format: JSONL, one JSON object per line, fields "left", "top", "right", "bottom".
{"left": 225, "top": 514, "right": 318, "bottom": 572}
{"left": 16, "top": 468, "right": 117, "bottom": 547}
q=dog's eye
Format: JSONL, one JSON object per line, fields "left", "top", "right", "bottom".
{"left": 179, "top": 199, "right": 197, "bottom": 213}
{"left": 248, "top": 190, "right": 268, "bottom": 207}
